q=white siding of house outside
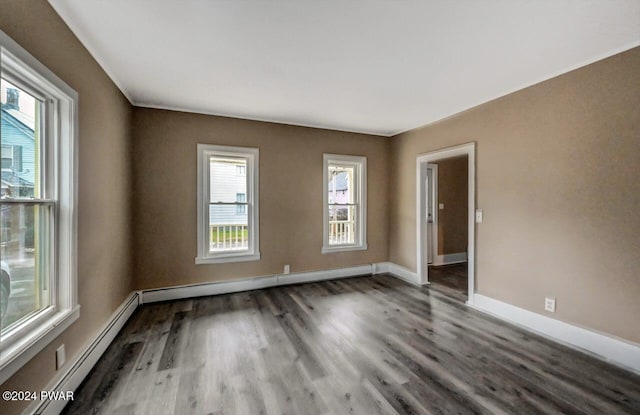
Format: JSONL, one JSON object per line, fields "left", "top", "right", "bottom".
{"left": 209, "top": 159, "right": 247, "bottom": 225}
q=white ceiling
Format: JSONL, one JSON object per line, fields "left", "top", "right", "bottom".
{"left": 49, "top": 0, "right": 640, "bottom": 136}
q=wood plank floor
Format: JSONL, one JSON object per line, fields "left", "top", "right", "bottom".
{"left": 428, "top": 263, "right": 468, "bottom": 298}
{"left": 63, "top": 274, "right": 640, "bottom": 414}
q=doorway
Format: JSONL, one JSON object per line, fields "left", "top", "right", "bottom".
{"left": 416, "top": 142, "right": 476, "bottom": 305}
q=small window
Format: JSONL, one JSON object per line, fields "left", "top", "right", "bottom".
{"left": 196, "top": 144, "right": 259, "bottom": 264}
{"left": 1, "top": 30, "right": 78, "bottom": 383}
{"left": 322, "top": 154, "right": 367, "bottom": 253}
{"left": 236, "top": 193, "right": 246, "bottom": 214}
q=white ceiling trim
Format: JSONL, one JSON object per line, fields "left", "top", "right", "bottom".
{"left": 390, "top": 39, "right": 640, "bottom": 137}
{"left": 48, "top": 1, "right": 640, "bottom": 137}
{"left": 135, "top": 101, "right": 390, "bottom": 137}
{"left": 49, "top": 0, "right": 134, "bottom": 104}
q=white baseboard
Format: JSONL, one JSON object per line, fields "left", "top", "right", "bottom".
{"left": 374, "top": 262, "right": 422, "bottom": 286}
{"left": 470, "top": 293, "right": 640, "bottom": 375}
{"left": 28, "top": 292, "right": 140, "bottom": 415}
{"left": 141, "top": 275, "right": 280, "bottom": 304}
{"left": 277, "top": 264, "right": 372, "bottom": 286}
{"left": 141, "top": 264, "right": 375, "bottom": 304}
{"left": 432, "top": 252, "right": 467, "bottom": 266}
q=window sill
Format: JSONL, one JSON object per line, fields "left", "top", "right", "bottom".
{"left": 0, "top": 305, "right": 80, "bottom": 385}
{"left": 195, "top": 252, "right": 261, "bottom": 264}
{"left": 321, "top": 244, "right": 368, "bottom": 254}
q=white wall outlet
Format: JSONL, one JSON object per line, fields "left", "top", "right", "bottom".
{"left": 284, "top": 264, "right": 290, "bottom": 275}
{"left": 545, "top": 297, "right": 556, "bottom": 313}
{"left": 56, "top": 344, "right": 66, "bottom": 369}
{"left": 475, "top": 209, "right": 483, "bottom": 223}
{"left": 439, "top": 203, "right": 445, "bottom": 210}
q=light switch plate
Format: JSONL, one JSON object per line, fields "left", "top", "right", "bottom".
{"left": 439, "top": 203, "right": 444, "bottom": 210}
{"left": 475, "top": 209, "right": 483, "bottom": 223}
{"left": 284, "top": 264, "right": 290, "bottom": 275}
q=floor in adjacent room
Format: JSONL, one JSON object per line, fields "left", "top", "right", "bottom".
{"left": 428, "top": 262, "right": 468, "bottom": 300}
{"left": 63, "top": 274, "right": 640, "bottom": 415}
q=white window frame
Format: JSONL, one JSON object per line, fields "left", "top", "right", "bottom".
{"left": 196, "top": 144, "right": 260, "bottom": 264}
{"left": 322, "top": 154, "right": 367, "bottom": 254}
{"left": 0, "top": 30, "right": 78, "bottom": 385}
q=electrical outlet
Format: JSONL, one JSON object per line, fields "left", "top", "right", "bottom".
{"left": 544, "top": 297, "right": 556, "bottom": 313}
{"left": 284, "top": 264, "right": 290, "bottom": 275}
{"left": 56, "top": 344, "right": 66, "bottom": 369}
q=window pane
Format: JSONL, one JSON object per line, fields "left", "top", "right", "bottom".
{"left": 236, "top": 193, "right": 246, "bottom": 214}
{"left": 327, "top": 165, "right": 354, "bottom": 205}
{"left": 209, "top": 157, "right": 247, "bottom": 203}
{"left": 1, "top": 203, "right": 51, "bottom": 333}
{"left": 1, "top": 78, "right": 42, "bottom": 199}
{"left": 208, "top": 204, "right": 248, "bottom": 252}
{"left": 328, "top": 204, "right": 356, "bottom": 245}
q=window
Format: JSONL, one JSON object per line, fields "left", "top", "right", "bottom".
{"left": 196, "top": 144, "right": 259, "bottom": 264}
{"left": 0, "top": 31, "right": 78, "bottom": 383}
{"left": 236, "top": 193, "right": 246, "bottom": 214}
{"left": 323, "top": 154, "right": 367, "bottom": 253}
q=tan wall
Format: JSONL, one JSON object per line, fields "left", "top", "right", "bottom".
{"left": 131, "top": 108, "right": 389, "bottom": 290}
{"left": 434, "top": 156, "right": 468, "bottom": 255}
{"left": 390, "top": 47, "right": 640, "bottom": 343}
{"left": 0, "top": 2, "right": 133, "bottom": 413}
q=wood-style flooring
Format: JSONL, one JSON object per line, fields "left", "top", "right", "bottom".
{"left": 63, "top": 274, "right": 640, "bottom": 414}
{"left": 428, "top": 263, "right": 468, "bottom": 298}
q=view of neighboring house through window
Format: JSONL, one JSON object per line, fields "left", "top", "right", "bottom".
{"left": 0, "top": 35, "right": 78, "bottom": 383}
{"left": 1, "top": 78, "right": 50, "bottom": 332}
{"left": 196, "top": 144, "right": 259, "bottom": 264}
{"left": 0, "top": 32, "right": 79, "bottom": 383}
{"left": 323, "top": 154, "right": 367, "bottom": 253}
{"left": 236, "top": 192, "right": 246, "bottom": 214}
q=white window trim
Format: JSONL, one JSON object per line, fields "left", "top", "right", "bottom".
{"left": 0, "top": 30, "right": 78, "bottom": 385}
{"left": 196, "top": 144, "right": 260, "bottom": 264}
{"left": 322, "top": 154, "right": 367, "bottom": 254}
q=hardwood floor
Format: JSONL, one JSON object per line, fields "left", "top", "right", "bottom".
{"left": 428, "top": 263, "right": 468, "bottom": 299}
{"left": 63, "top": 275, "right": 640, "bottom": 415}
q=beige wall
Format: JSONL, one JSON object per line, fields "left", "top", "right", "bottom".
{"left": 0, "top": 2, "right": 133, "bottom": 413}
{"left": 434, "top": 156, "right": 468, "bottom": 255}
{"left": 131, "top": 108, "right": 389, "bottom": 290}
{"left": 390, "top": 47, "right": 640, "bottom": 343}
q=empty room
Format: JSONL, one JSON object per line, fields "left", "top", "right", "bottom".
{"left": 1, "top": 1, "right": 639, "bottom": 414}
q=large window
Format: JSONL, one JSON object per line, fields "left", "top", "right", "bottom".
{"left": 323, "top": 154, "right": 367, "bottom": 253}
{"left": 0, "top": 31, "right": 78, "bottom": 383}
{"left": 196, "top": 144, "right": 259, "bottom": 264}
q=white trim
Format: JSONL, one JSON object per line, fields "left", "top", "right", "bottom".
{"left": 141, "top": 264, "right": 374, "bottom": 304}
{"left": 432, "top": 253, "right": 468, "bottom": 266}
{"left": 132, "top": 102, "right": 391, "bottom": 138}
{"left": 469, "top": 294, "right": 640, "bottom": 375}
{"left": 322, "top": 154, "right": 367, "bottom": 254}
{"left": 0, "top": 308, "right": 79, "bottom": 386}
{"left": 196, "top": 144, "right": 260, "bottom": 264}
{"left": 416, "top": 142, "right": 475, "bottom": 302}
{"left": 46, "top": 0, "right": 134, "bottom": 105}
{"left": 0, "top": 28, "right": 79, "bottom": 384}
{"left": 26, "top": 292, "right": 140, "bottom": 415}
{"left": 389, "top": 40, "right": 640, "bottom": 137}
{"left": 426, "top": 164, "right": 438, "bottom": 264}
{"left": 373, "top": 262, "right": 421, "bottom": 286}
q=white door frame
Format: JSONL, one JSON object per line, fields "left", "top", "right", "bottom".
{"left": 426, "top": 164, "right": 438, "bottom": 264}
{"left": 416, "top": 142, "right": 476, "bottom": 305}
